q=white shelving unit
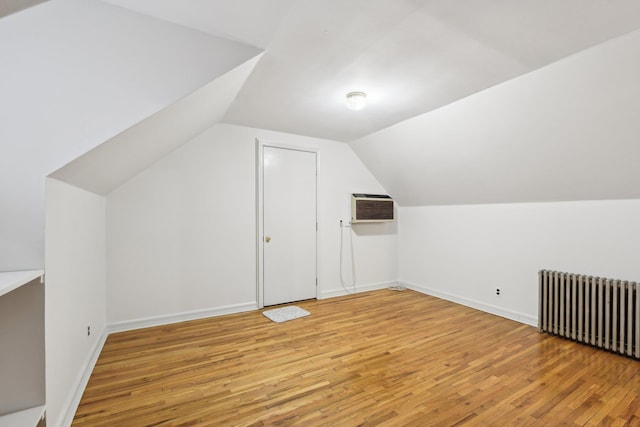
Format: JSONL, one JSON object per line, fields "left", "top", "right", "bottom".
{"left": 0, "top": 270, "right": 43, "bottom": 297}
{"left": 0, "top": 405, "right": 45, "bottom": 427}
{"left": 0, "top": 270, "right": 46, "bottom": 427}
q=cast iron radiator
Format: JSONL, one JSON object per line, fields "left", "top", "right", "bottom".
{"left": 538, "top": 270, "right": 639, "bottom": 359}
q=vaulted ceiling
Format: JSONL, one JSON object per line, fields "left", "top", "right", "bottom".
{"left": 0, "top": 0, "right": 261, "bottom": 269}
{"left": 3, "top": 0, "right": 640, "bottom": 270}
{"left": 103, "top": 0, "right": 640, "bottom": 142}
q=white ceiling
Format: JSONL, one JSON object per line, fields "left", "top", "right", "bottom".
{"left": 101, "top": 0, "right": 294, "bottom": 49}
{"left": 351, "top": 28, "right": 640, "bottom": 205}
{"left": 3, "top": 0, "right": 640, "bottom": 270}
{"left": 102, "top": 0, "right": 640, "bottom": 142}
{"left": 0, "top": 0, "right": 260, "bottom": 270}
{"left": 51, "top": 55, "right": 263, "bottom": 195}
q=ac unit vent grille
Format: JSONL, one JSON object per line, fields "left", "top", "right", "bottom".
{"left": 351, "top": 194, "right": 394, "bottom": 223}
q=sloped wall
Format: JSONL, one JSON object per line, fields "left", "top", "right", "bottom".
{"left": 350, "top": 28, "right": 640, "bottom": 206}
{"left": 350, "top": 29, "right": 640, "bottom": 324}
{"left": 0, "top": 0, "right": 259, "bottom": 270}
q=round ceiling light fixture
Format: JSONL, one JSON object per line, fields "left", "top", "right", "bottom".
{"left": 345, "top": 91, "right": 367, "bottom": 111}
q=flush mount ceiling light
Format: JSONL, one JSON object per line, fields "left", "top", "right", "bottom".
{"left": 345, "top": 91, "right": 367, "bottom": 111}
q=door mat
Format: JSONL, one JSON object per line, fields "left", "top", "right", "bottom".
{"left": 262, "top": 305, "right": 310, "bottom": 323}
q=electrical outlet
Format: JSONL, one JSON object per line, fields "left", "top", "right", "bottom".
{"left": 496, "top": 288, "right": 501, "bottom": 296}
{"left": 87, "top": 325, "right": 91, "bottom": 336}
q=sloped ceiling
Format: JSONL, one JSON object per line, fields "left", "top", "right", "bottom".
{"left": 4, "top": 0, "right": 640, "bottom": 270}
{"left": 350, "top": 28, "right": 640, "bottom": 206}
{"left": 50, "top": 54, "right": 263, "bottom": 195}
{"left": 102, "top": 0, "right": 295, "bottom": 49}
{"left": 101, "top": 0, "right": 640, "bottom": 207}
{"left": 103, "top": 0, "right": 640, "bottom": 142}
{"left": 0, "top": 0, "right": 260, "bottom": 270}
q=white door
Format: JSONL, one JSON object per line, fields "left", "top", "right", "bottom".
{"left": 263, "top": 146, "right": 317, "bottom": 306}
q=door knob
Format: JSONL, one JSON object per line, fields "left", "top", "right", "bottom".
{"left": 265, "top": 236, "right": 271, "bottom": 243}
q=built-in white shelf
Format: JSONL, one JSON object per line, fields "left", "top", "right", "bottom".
{"left": 0, "top": 270, "right": 45, "bottom": 426}
{"left": 0, "top": 405, "right": 45, "bottom": 427}
{"left": 0, "top": 270, "right": 44, "bottom": 298}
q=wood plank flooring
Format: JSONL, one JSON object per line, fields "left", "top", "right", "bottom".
{"left": 73, "top": 290, "right": 640, "bottom": 426}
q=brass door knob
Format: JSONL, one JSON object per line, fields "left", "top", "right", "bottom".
{"left": 265, "top": 236, "right": 271, "bottom": 243}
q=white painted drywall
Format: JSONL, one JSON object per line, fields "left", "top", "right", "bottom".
{"left": 350, "top": 28, "right": 640, "bottom": 206}
{"left": 106, "top": 123, "right": 397, "bottom": 326}
{"left": 399, "top": 200, "right": 640, "bottom": 326}
{"left": 102, "top": 0, "right": 295, "bottom": 49}
{"left": 50, "top": 53, "right": 263, "bottom": 195}
{"left": 0, "top": 0, "right": 260, "bottom": 271}
{"left": 44, "top": 178, "right": 106, "bottom": 427}
{"left": 105, "top": 124, "right": 256, "bottom": 325}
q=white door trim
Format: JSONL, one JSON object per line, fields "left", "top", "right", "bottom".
{"left": 255, "top": 138, "right": 320, "bottom": 308}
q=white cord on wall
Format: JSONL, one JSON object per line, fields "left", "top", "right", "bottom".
{"left": 339, "top": 220, "right": 357, "bottom": 294}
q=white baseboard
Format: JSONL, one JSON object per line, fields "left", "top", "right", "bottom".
{"left": 107, "top": 301, "right": 258, "bottom": 333}
{"left": 400, "top": 280, "right": 537, "bottom": 327}
{"left": 57, "top": 328, "right": 108, "bottom": 427}
{"left": 320, "top": 281, "right": 399, "bottom": 299}
{"left": 57, "top": 302, "right": 258, "bottom": 426}
{"left": 53, "top": 286, "right": 534, "bottom": 427}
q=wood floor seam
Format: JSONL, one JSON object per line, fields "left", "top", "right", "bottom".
{"left": 73, "top": 289, "right": 640, "bottom": 426}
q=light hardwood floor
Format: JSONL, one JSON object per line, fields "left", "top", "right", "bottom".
{"left": 73, "top": 289, "right": 640, "bottom": 426}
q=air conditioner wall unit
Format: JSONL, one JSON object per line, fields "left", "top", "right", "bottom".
{"left": 351, "top": 194, "right": 394, "bottom": 223}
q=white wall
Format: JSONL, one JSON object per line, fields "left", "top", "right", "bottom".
{"left": 106, "top": 123, "right": 397, "bottom": 327}
{"left": 399, "top": 199, "right": 640, "bottom": 325}
{"left": 0, "top": 0, "right": 259, "bottom": 271}
{"left": 346, "top": 25, "right": 640, "bottom": 327}
{"left": 50, "top": 54, "right": 262, "bottom": 196}
{"left": 45, "top": 178, "right": 106, "bottom": 427}
{"left": 350, "top": 28, "right": 640, "bottom": 207}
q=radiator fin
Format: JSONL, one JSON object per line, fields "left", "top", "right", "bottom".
{"left": 538, "top": 270, "right": 639, "bottom": 360}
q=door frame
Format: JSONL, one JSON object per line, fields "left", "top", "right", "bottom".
{"left": 256, "top": 138, "right": 320, "bottom": 308}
